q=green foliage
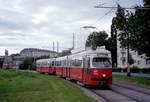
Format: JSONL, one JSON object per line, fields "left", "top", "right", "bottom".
{"left": 107, "top": 36, "right": 117, "bottom": 67}
{"left": 85, "top": 31, "right": 118, "bottom": 67}
{"left": 128, "top": 1, "right": 150, "bottom": 57}
{"left": 0, "top": 70, "right": 95, "bottom": 102}
{"left": 112, "top": 67, "right": 123, "bottom": 72}
{"left": 37, "top": 55, "right": 50, "bottom": 59}
{"left": 141, "top": 68, "right": 150, "bottom": 73}
{"left": 114, "top": 5, "right": 130, "bottom": 47}
{"left": 0, "top": 58, "right": 4, "bottom": 68}
{"left": 113, "top": 1, "right": 150, "bottom": 57}
{"left": 112, "top": 67, "right": 150, "bottom": 73}
{"left": 60, "top": 49, "right": 72, "bottom": 57}
{"left": 0, "top": 61, "right": 3, "bottom": 68}
{"left": 19, "top": 58, "right": 35, "bottom": 70}
{"left": 110, "top": 17, "right": 118, "bottom": 67}
{"left": 85, "top": 31, "right": 108, "bottom": 50}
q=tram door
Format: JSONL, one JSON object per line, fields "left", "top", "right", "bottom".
{"left": 82, "top": 57, "right": 90, "bottom": 84}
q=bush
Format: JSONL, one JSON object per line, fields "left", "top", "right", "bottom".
{"left": 129, "top": 66, "right": 140, "bottom": 73}
{"left": 141, "top": 68, "right": 150, "bottom": 73}
{"left": 112, "top": 67, "right": 124, "bottom": 72}
{"left": 29, "top": 64, "right": 36, "bottom": 70}
{"left": 19, "top": 58, "right": 36, "bottom": 70}
{"left": 113, "top": 66, "right": 150, "bottom": 73}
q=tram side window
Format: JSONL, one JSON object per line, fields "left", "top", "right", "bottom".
{"left": 71, "top": 60, "right": 74, "bottom": 67}
{"left": 71, "top": 59, "right": 82, "bottom": 67}
{"left": 56, "top": 61, "right": 61, "bottom": 66}
{"left": 62, "top": 60, "right": 66, "bottom": 67}
{"left": 52, "top": 61, "right": 54, "bottom": 66}
{"left": 75, "top": 60, "right": 82, "bottom": 67}
{"left": 68, "top": 59, "right": 71, "bottom": 67}
{"left": 92, "top": 57, "right": 111, "bottom": 68}
{"left": 44, "top": 62, "right": 46, "bottom": 66}
{"left": 47, "top": 62, "right": 50, "bottom": 66}
{"left": 36, "top": 63, "right": 38, "bottom": 67}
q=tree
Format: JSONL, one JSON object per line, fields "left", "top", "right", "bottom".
{"left": 109, "top": 17, "right": 118, "bottom": 67}
{"left": 114, "top": 2, "right": 150, "bottom": 57}
{"left": 114, "top": 5, "right": 130, "bottom": 48}
{"left": 127, "top": 0, "right": 150, "bottom": 56}
{"left": 85, "top": 31, "right": 108, "bottom": 50}
{"left": 85, "top": 31, "right": 118, "bottom": 66}
{"left": 19, "top": 58, "right": 36, "bottom": 70}
{"left": 37, "top": 55, "right": 50, "bottom": 60}
{"left": 60, "top": 48, "right": 72, "bottom": 57}
{"left": 106, "top": 37, "right": 117, "bottom": 67}
{"left": 0, "top": 59, "right": 4, "bottom": 68}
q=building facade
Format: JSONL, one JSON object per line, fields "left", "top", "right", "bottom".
{"left": 3, "top": 48, "right": 57, "bottom": 69}
{"left": 20, "top": 48, "right": 57, "bottom": 58}
{"left": 117, "top": 31, "right": 150, "bottom": 68}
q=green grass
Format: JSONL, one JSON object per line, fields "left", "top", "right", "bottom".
{"left": 0, "top": 70, "right": 96, "bottom": 102}
{"left": 113, "top": 75, "right": 150, "bottom": 86}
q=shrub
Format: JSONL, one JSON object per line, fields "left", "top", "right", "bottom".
{"left": 130, "top": 66, "right": 140, "bottom": 73}
{"left": 141, "top": 68, "right": 150, "bottom": 73}
{"left": 112, "top": 67, "right": 124, "bottom": 72}
{"left": 19, "top": 58, "right": 36, "bottom": 70}
{"left": 113, "top": 66, "right": 150, "bottom": 73}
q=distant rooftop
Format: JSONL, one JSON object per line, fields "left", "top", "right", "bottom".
{"left": 20, "top": 48, "right": 56, "bottom": 53}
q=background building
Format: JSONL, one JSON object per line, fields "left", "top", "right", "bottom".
{"left": 117, "top": 34, "right": 150, "bottom": 68}
{"left": 3, "top": 48, "right": 57, "bottom": 69}
{"left": 20, "top": 48, "right": 57, "bottom": 58}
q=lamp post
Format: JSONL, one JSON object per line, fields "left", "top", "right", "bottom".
{"left": 124, "top": 24, "right": 131, "bottom": 76}
{"left": 127, "top": 31, "right": 131, "bottom": 76}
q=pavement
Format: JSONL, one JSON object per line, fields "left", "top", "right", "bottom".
{"left": 113, "top": 72, "right": 150, "bottom": 77}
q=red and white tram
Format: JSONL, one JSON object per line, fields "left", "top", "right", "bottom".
{"left": 36, "top": 48, "right": 112, "bottom": 86}
{"left": 36, "top": 58, "right": 56, "bottom": 74}
{"left": 3, "top": 64, "right": 10, "bottom": 70}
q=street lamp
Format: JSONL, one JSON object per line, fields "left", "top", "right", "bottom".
{"left": 82, "top": 26, "right": 96, "bottom": 29}
{"left": 81, "top": 26, "right": 98, "bottom": 50}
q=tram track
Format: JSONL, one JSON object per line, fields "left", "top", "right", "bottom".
{"left": 91, "top": 88, "right": 138, "bottom": 102}
{"left": 91, "top": 89, "right": 110, "bottom": 102}
{"left": 110, "top": 82, "right": 150, "bottom": 102}
{"left": 89, "top": 82, "right": 150, "bottom": 102}
{"left": 113, "top": 83, "right": 150, "bottom": 96}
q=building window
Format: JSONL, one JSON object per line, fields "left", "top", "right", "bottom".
{"left": 146, "top": 59, "right": 150, "bottom": 65}
{"left": 137, "top": 60, "right": 140, "bottom": 65}
{"left": 134, "top": 60, "right": 136, "bottom": 63}
{"left": 121, "top": 52, "right": 126, "bottom": 57}
{"left": 121, "top": 57, "right": 126, "bottom": 65}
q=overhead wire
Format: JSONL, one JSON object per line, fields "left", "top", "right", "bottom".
{"left": 90, "top": 3, "right": 117, "bottom": 30}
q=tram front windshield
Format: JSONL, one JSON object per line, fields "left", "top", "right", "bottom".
{"left": 92, "top": 57, "right": 111, "bottom": 68}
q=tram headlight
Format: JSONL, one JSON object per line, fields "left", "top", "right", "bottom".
{"left": 102, "top": 74, "right": 106, "bottom": 78}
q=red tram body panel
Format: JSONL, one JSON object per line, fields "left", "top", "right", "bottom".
{"left": 36, "top": 47, "right": 112, "bottom": 86}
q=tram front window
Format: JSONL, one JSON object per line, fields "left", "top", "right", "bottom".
{"left": 92, "top": 57, "right": 111, "bottom": 68}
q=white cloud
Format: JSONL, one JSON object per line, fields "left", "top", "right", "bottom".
{"left": 0, "top": 0, "right": 142, "bottom": 55}
{"left": 32, "top": 13, "right": 47, "bottom": 24}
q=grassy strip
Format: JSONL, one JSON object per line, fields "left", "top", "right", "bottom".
{"left": 113, "top": 75, "right": 150, "bottom": 86}
{"left": 0, "top": 70, "right": 96, "bottom": 102}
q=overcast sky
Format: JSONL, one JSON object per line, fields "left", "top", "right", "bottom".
{"left": 0, "top": 0, "right": 142, "bottom": 55}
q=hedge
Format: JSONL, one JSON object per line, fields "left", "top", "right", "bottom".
{"left": 112, "top": 67, "right": 150, "bottom": 73}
